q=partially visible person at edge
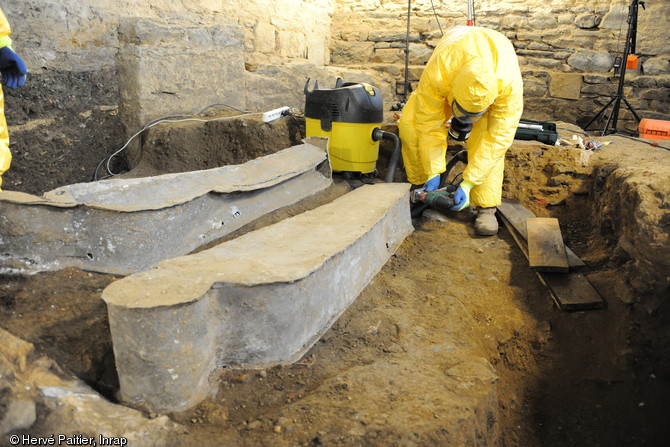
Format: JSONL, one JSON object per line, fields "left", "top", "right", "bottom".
{"left": 398, "top": 25, "right": 523, "bottom": 236}
{"left": 0, "top": 7, "right": 28, "bottom": 191}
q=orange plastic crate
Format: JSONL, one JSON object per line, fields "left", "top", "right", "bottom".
{"left": 639, "top": 118, "right": 670, "bottom": 140}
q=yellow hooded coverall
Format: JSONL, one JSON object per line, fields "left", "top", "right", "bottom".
{"left": 0, "top": 7, "right": 13, "bottom": 190}
{"left": 398, "top": 26, "right": 523, "bottom": 208}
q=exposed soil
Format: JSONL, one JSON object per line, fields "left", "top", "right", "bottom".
{"left": 1, "top": 115, "right": 670, "bottom": 446}
{"left": 2, "top": 68, "right": 125, "bottom": 195}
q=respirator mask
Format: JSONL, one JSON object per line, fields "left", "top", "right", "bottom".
{"left": 448, "top": 99, "right": 488, "bottom": 142}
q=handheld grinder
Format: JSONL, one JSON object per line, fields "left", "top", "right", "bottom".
{"left": 410, "top": 186, "right": 457, "bottom": 215}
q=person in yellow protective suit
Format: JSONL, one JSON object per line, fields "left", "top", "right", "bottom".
{"left": 0, "top": 7, "right": 28, "bottom": 190}
{"left": 398, "top": 26, "right": 523, "bottom": 236}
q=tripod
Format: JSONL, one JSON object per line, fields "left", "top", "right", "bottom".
{"left": 584, "top": 0, "right": 644, "bottom": 135}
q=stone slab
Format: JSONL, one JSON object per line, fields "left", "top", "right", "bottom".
{"left": 0, "top": 328, "right": 176, "bottom": 443}
{"left": 0, "top": 140, "right": 332, "bottom": 275}
{"left": 116, "top": 18, "right": 247, "bottom": 140}
{"left": 101, "top": 182, "right": 413, "bottom": 413}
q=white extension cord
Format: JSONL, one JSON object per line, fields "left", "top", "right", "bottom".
{"left": 262, "top": 106, "right": 290, "bottom": 123}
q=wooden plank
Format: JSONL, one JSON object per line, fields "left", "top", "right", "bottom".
{"left": 526, "top": 217, "right": 570, "bottom": 273}
{"left": 497, "top": 201, "right": 604, "bottom": 311}
{"left": 498, "top": 211, "right": 529, "bottom": 258}
{"left": 536, "top": 272, "right": 606, "bottom": 311}
{"left": 497, "top": 200, "right": 585, "bottom": 270}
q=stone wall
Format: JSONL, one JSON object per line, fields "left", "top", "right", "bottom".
{"left": 331, "top": 0, "right": 670, "bottom": 133}
{"left": 3, "top": 0, "right": 669, "bottom": 193}
{"left": 3, "top": 0, "right": 371, "bottom": 193}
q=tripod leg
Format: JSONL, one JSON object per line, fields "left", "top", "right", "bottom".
{"left": 584, "top": 96, "right": 617, "bottom": 131}
{"left": 622, "top": 96, "right": 642, "bottom": 122}
{"left": 604, "top": 96, "right": 624, "bottom": 135}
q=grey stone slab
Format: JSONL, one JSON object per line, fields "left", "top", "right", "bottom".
{"left": 116, "top": 18, "right": 247, "bottom": 139}
{"left": 0, "top": 140, "right": 331, "bottom": 275}
{"left": 101, "top": 182, "right": 413, "bottom": 413}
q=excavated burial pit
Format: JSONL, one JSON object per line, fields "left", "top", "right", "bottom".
{"left": 0, "top": 128, "right": 342, "bottom": 401}
{"left": 1, "top": 119, "right": 669, "bottom": 445}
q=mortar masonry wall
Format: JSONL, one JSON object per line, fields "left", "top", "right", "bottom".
{"left": 332, "top": 0, "right": 670, "bottom": 133}
{"left": 7, "top": 0, "right": 669, "bottom": 129}
{"left": 2, "top": 0, "right": 669, "bottom": 194}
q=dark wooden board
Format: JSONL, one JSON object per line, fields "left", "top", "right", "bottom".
{"left": 497, "top": 200, "right": 604, "bottom": 311}
{"left": 526, "top": 217, "right": 570, "bottom": 273}
{"left": 536, "top": 272, "right": 606, "bottom": 311}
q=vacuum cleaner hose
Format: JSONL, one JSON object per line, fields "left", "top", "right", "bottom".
{"left": 372, "top": 128, "right": 402, "bottom": 183}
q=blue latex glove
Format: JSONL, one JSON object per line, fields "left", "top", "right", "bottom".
{"left": 0, "top": 46, "right": 27, "bottom": 89}
{"left": 451, "top": 180, "right": 473, "bottom": 211}
{"left": 423, "top": 174, "right": 440, "bottom": 192}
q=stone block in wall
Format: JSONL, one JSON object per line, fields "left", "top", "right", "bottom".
{"left": 558, "top": 13, "right": 575, "bottom": 25}
{"left": 369, "top": 32, "right": 420, "bottom": 43}
{"left": 501, "top": 15, "right": 530, "bottom": 30}
{"left": 372, "top": 48, "right": 404, "bottom": 64}
{"left": 527, "top": 42, "right": 551, "bottom": 51}
{"left": 639, "top": 88, "right": 670, "bottom": 102}
{"left": 517, "top": 49, "right": 559, "bottom": 60}
{"left": 337, "top": 30, "right": 366, "bottom": 42}
{"left": 278, "top": 31, "right": 307, "bottom": 58}
{"left": 531, "top": 58, "right": 565, "bottom": 70}
{"left": 567, "top": 50, "right": 614, "bottom": 73}
{"left": 550, "top": 35, "right": 599, "bottom": 51}
{"left": 633, "top": 77, "right": 658, "bottom": 89}
{"left": 554, "top": 51, "right": 573, "bottom": 61}
{"left": 584, "top": 74, "right": 610, "bottom": 84}
{"left": 408, "top": 66, "right": 424, "bottom": 81}
{"left": 307, "top": 32, "right": 328, "bottom": 67}
{"left": 476, "top": 17, "right": 502, "bottom": 28}
{"left": 117, "top": 18, "right": 246, "bottom": 148}
{"left": 600, "top": 4, "right": 626, "bottom": 30}
{"left": 367, "top": 63, "right": 402, "bottom": 77}
{"left": 254, "top": 21, "right": 277, "bottom": 53}
{"left": 581, "top": 83, "right": 616, "bottom": 97}
{"left": 549, "top": 73, "right": 583, "bottom": 100}
{"left": 638, "top": 6, "right": 670, "bottom": 54}
{"left": 575, "top": 13, "right": 602, "bottom": 30}
{"left": 520, "top": 98, "right": 555, "bottom": 121}
{"left": 643, "top": 58, "right": 670, "bottom": 76}
{"left": 523, "top": 77, "right": 548, "bottom": 97}
{"left": 244, "top": 63, "right": 394, "bottom": 112}
{"left": 331, "top": 41, "right": 375, "bottom": 65}
{"left": 409, "top": 43, "right": 433, "bottom": 65}
{"left": 530, "top": 12, "right": 558, "bottom": 29}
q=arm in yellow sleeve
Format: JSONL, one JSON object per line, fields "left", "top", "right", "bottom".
{"left": 0, "top": 7, "right": 12, "bottom": 49}
{"left": 462, "top": 88, "right": 523, "bottom": 185}
{"left": 413, "top": 79, "right": 450, "bottom": 181}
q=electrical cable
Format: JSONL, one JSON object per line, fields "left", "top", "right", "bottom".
{"left": 429, "top": 0, "right": 443, "bottom": 36}
{"left": 613, "top": 133, "right": 670, "bottom": 151}
{"left": 403, "top": 0, "right": 411, "bottom": 104}
{"left": 195, "top": 103, "right": 252, "bottom": 115}
{"left": 283, "top": 108, "right": 305, "bottom": 140}
{"left": 105, "top": 112, "right": 262, "bottom": 178}
{"left": 93, "top": 103, "right": 261, "bottom": 181}
{"left": 554, "top": 124, "right": 670, "bottom": 151}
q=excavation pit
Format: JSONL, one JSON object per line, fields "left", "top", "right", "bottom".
{"left": 1, "top": 117, "right": 669, "bottom": 446}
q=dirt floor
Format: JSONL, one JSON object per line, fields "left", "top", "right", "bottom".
{"left": 1, "top": 115, "right": 670, "bottom": 446}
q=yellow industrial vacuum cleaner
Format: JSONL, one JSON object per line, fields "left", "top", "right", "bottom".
{"left": 304, "top": 78, "right": 400, "bottom": 182}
